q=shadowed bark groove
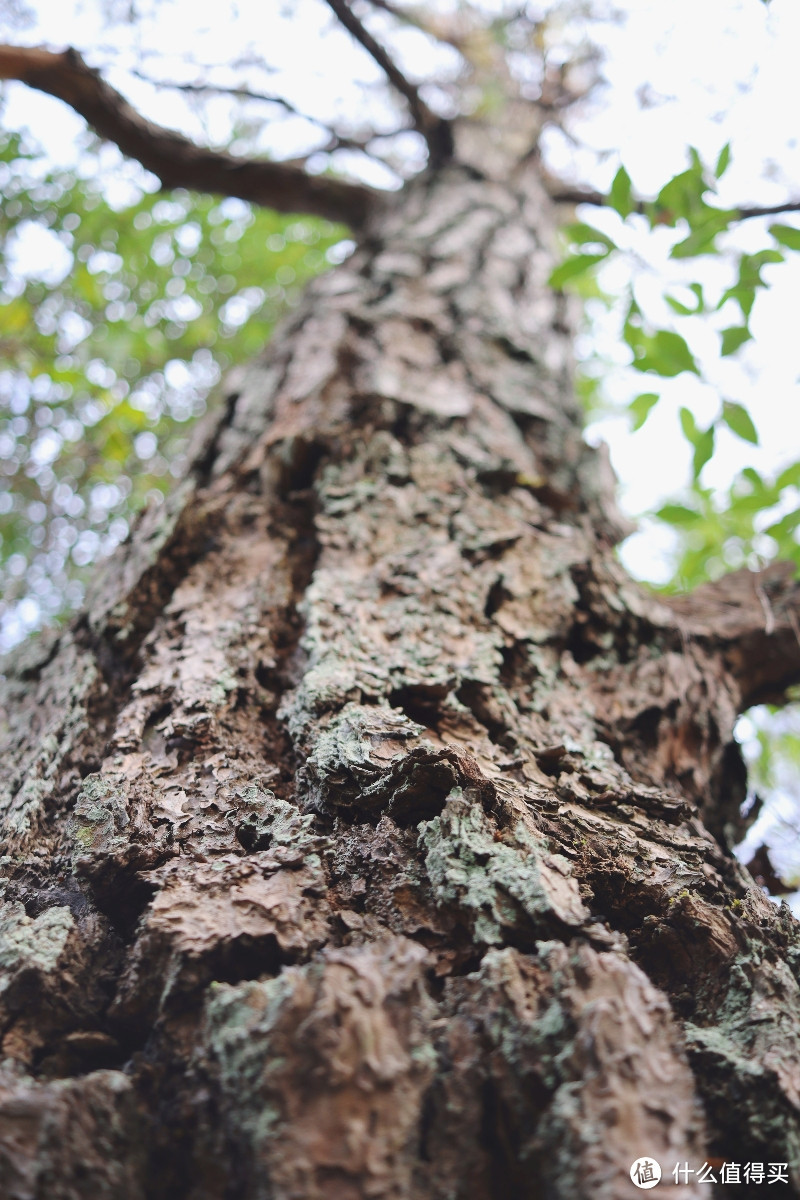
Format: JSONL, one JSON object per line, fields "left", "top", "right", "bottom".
{"left": 2, "top": 114, "right": 800, "bottom": 1200}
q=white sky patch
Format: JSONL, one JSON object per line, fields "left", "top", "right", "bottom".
{"left": 4, "top": 219, "right": 73, "bottom": 284}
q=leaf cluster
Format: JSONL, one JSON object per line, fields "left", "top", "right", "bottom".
{"left": 0, "top": 130, "right": 342, "bottom": 643}
{"left": 549, "top": 144, "right": 800, "bottom": 589}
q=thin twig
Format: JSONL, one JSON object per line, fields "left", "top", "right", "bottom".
{"left": 550, "top": 184, "right": 800, "bottom": 225}
{"left": 362, "top": 0, "right": 475, "bottom": 56}
{"left": 754, "top": 575, "right": 776, "bottom": 637}
{"left": 361, "top": 0, "right": 408, "bottom": 19}
{"left": 130, "top": 70, "right": 401, "bottom": 159}
{"left": 131, "top": 71, "right": 304, "bottom": 117}
{"left": 323, "top": 0, "right": 453, "bottom": 163}
{"left": 737, "top": 200, "right": 800, "bottom": 220}
{"left": 361, "top": 0, "right": 457, "bottom": 42}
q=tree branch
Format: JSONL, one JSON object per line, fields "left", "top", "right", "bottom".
{"left": 361, "top": 0, "right": 409, "bottom": 20}
{"left": 664, "top": 561, "right": 800, "bottom": 708}
{"left": 130, "top": 71, "right": 403, "bottom": 162}
{"left": 735, "top": 200, "right": 800, "bottom": 220}
{"left": 361, "top": 0, "right": 463, "bottom": 47}
{"left": 323, "top": 0, "right": 453, "bottom": 164}
{"left": 550, "top": 183, "right": 800, "bottom": 226}
{"left": 128, "top": 69, "right": 417, "bottom": 169}
{"left": 132, "top": 73, "right": 306, "bottom": 119}
{"left": 0, "top": 44, "right": 380, "bottom": 227}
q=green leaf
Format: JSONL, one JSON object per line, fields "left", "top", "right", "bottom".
{"left": 720, "top": 326, "right": 752, "bottom": 356}
{"left": 654, "top": 164, "right": 708, "bottom": 225}
{"left": 656, "top": 503, "right": 701, "bottom": 527}
{"left": 665, "top": 285, "right": 705, "bottom": 316}
{"left": 692, "top": 426, "right": 715, "bottom": 480}
{"left": 765, "top": 508, "right": 800, "bottom": 540}
{"left": 628, "top": 392, "right": 660, "bottom": 431}
{"left": 720, "top": 248, "right": 783, "bottom": 318}
{"left": 631, "top": 330, "right": 699, "bottom": 377}
{"left": 777, "top": 462, "right": 800, "bottom": 490}
{"left": 665, "top": 294, "right": 696, "bottom": 317}
{"left": 679, "top": 406, "right": 699, "bottom": 444}
{"left": 715, "top": 143, "right": 731, "bottom": 179}
{"left": 745, "top": 248, "right": 784, "bottom": 271}
{"left": 670, "top": 216, "right": 735, "bottom": 259}
{"left": 548, "top": 253, "right": 608, "bottom": 289}
{"left": 564, "top": 222, "right": 617, "bottom": 251}
{"left": 770, "top": 223, "right": 800, "bottom": 251}
{"left": 722, "top": 400, "right": 759, "bottom": 444}
{"left": 675, "top": 414, "right": 719, "bottom": 479}
{"left": 719, "top": 284, "right": 756, "bottom": 320}
{"left": 609, "top": 166, "right": 634, "bottom": 218}
{"left": 688, "top": 146, "right": 705, "bottom": 175}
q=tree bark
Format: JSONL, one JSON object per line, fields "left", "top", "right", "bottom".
{"left": 2, "top": 113, "right": 800, "bottom": 1200}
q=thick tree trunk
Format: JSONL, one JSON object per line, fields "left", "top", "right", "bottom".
{"left": 3, "top": 116, "right": 800, "bottom": 1200}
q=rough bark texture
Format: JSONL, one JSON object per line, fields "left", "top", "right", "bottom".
{"left": 2, "top": 112, "right": 800, "bottom": 1200}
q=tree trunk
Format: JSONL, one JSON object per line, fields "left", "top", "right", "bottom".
{"left": 2, "top": 116, "right": 800, "bottom": 1200}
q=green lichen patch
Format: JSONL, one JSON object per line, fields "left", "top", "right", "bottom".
{"left": 419, "top": 788, "right": 587, "bottom": 944}
{"left": 682, "top": 950, "right": 800, "bottom": 1176}
{"left": 0, "top": 899, "right": 118, "bottom": 1065}
{"left": 438, "top": 942, "right": 705, "bottom": 1198}
{"left": 301, "top": 701, "right": 493, "bottom": 822}
{"left": 70, "top": 774, "right": 133, "bottom": 873}
{"left": 203, "top": 937, "right": 436, "bottom": 1197}
{"left": 0, "top": 639, "right": 99, "bottom": 849}
{"left": 0, "top": 901, "right": 75, "bottom": 1006}
{"left": 234, "top": 784, "right": 326, "bottom": 859}
{"left": 0, "top": 1066, "right": 147, "bottom": 1197}
{"left": 72, "top": 774, "right": 129, "bottom": 842}
{"left": 69, "top": 772, "right": 164, "bottom": 906}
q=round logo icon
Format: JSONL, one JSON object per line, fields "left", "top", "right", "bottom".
{"left": 630, "top": 1158, "right": 662, "bottom": 1189}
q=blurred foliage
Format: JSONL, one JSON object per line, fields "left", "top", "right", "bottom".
{"left": 0, "top": 128, "right": 344, "bottom": 647}
{"left": 737, "top": 700, "right": 800, "bottom": 892}
{"left": 744, "top": 695, "right": 800, "bottom": 800}
{"left": 551, "top": 145, "right": 800, "bottom": 896}
{"left": 550, "top": 145, "right": 800, "bottom": 592}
